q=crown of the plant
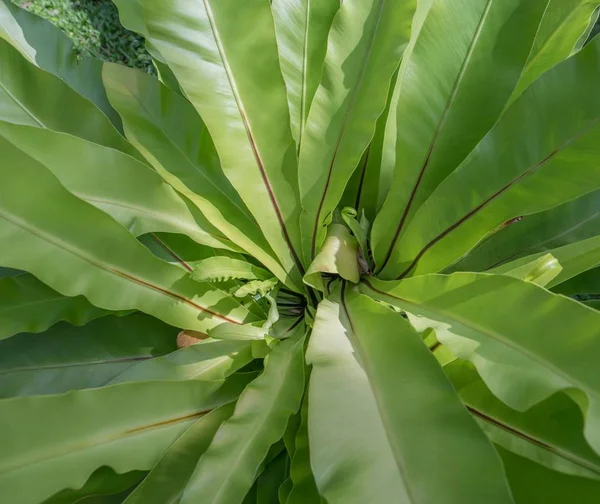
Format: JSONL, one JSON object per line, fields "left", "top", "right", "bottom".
{"left": 1, "top": 0, "right": 600, "bottom": 503}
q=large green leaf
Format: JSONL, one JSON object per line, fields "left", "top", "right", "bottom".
{"left": 180, "top": 331, "right": 306, "bottom": 504}
{"left": 0, "top": 273, "right": 109, "bottom": 341}
{"left": 371, "top": 0, "right": 550, "bottom": 275}
{"left": 380, "top": 37, "right": 600, "bottom": 278}
{"left": 361, "top": 273, "right": 600, "bottom": 454}
{"left": 509, "top": 0, "right": 600, "bottom": 103}
{"left": 0, "top": 0, "right": 120, "bottom": 126}
{"left": 298, "top": 0, "right": 415, "bottom": 263}
{"left": 123, "top": 404, "right": 235, "bottom": 504}
{"left": 271, "top": 0, "right": 340, "bottom": 147}
{"left": 124, "top": 0, "right": 305, "bottom": 286}
{"left": 446, "top": 361, "right": 600, "bottom": 480}
{"left": 101, "top": 64, "right": 290, "bottom": 280}
{"left": 306, "top": 284, "right": 513, "bottom": 503}
{"left": 0, "top": 39, "right": 140, "bottom": 159}
{"left": 0, "top": 376, "right": 250, "bottom": 504}
{"left": 0, "top": 314, "right": 177, "bottom": 397}
{"left": 0, "top": 122, "right": 233, "bottom": 250}
{"left": 0, "top": 139, "right": 257, "bottom": 332}
{"left": 499, "top": 447, "right": 600, "bottom": 504}
{"left": 450, "top": 189, "right": 600, "bottom": 273}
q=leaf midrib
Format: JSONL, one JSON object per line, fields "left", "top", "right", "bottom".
{"left": 0, "top": 207, "right": 241, "bottom": 324}
{"left": 0, "top": 409, "right": 207, "bottom": 476}
{"left": 378, "top": 0, "right": 495, "bottom": 272}
{"left": 118, "top": 80, "right": 252, "bottom": 222}
{"left": 486, "top": 209, "right": 600, "bottom": 271}
{"left": 525, "top": 6, "right": 586, "bottom": 74}
{"left": 0, "top": 355, "right": 154, "bottom": 375}
{"left": 0, "top": 79, "right": 46, "bottom": 127}
{"left": 395, "top": 115, "right": 600, "bottom": 279}
{"left": 310, "top": 0, "right": 387, "bottom": 259}
{"left": 200, "top": 0, "right": 304, "bottom": 275}
{"left": 0, "top": 293, "right": 76, "bottom": 315}
{"left": 468, "top": 404, "right": 600, "bottom": 477}
{"left": 361, "top": 279, "right": 597, "bottom": 400}
{"left": 194, "top": 343, "right": 300, "bottom": 503}
{"left": 339, "top": 284, "right": 417, "bottom": 503}
{"left": 83, "top": 194, "right": 211, "bottom": 240}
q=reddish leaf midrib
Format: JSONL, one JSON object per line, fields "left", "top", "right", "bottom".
{"left": 377, "top": 0, "right": 495, "bottom": 273}
{"left": 393, "top": 116, "right": 600, "bottom": 279}
{"left": 201, "top": 0, "right": 305, "bottom": 276}
{"left": 310, "top": 0, "right": 387, "bottom": 260}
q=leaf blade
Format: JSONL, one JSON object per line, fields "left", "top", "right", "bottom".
{"left": 180, "top": 331, "right": 305, "bottom": 504}
{"left": 298, "top": 0, "right": 415, "bottom": 262}
{"left": 372, "top": 0, "right": 550, "bottom": 275}
{"left": 129, "top": 0, "right": 305, "bottom": 284}
{"left": 307, "top": 284, "right": 513, "bottom": 503}
{"left": 0, "top": 138, "right": 256, "bottom": 332}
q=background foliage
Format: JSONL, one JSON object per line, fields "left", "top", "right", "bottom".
{"left": 15, "top": 0, "right": 153, "bottom": 72}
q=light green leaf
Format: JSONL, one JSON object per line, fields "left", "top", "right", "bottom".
{"left": 299, "top": 0, "right": 415, "bottom": 263}
{"left": 450, "top": 189, "right": 600, "bottom": 273}
{"left": 207, "top": 321, "right": 269, "bottom": 342}
{"left": 0, "top": 376, "right": 250, "bottom": 504}
{"left": 0, "top": 273, "right": 109, "bottom": 341}
{"left": 0, "top": 0, "right": 121, "bottom": 126}
{"left": 492, "top": 235, "right": 600, "bottom": 289}
{"left": 509, "top": 0, "right": 600, "bottom": 103}
{"left": 180, "top": 331, "right": 305, "bottom": 504}
{"left": 123, "top": 404, "right": 236, "bottom": 504}
{"left": 0, "top": 39, "right": 140, "bottom": 160}
{"left": 446, "top": 361, "right": 600, "bottom": 480}
{"left": 306, "top": 285, "right": 513, "bottom": 503}
{"left": 0, "top": 314, "right": 177, "bottom": 397}
{"left": 193, "top": 257, "right": 272, "bottom": 283}
{"left": 340, "top": 207, "right": 368, "bottom": 261}
{"left": 498, "top": 253, "right": 562, "bottom": 287}
{"left": 304, "top": 223, "right": 360, "bottom": 291}
{"left": 107, "top": 339, "right": 254, "bottom": 385}
{"left": 271, "top": 0, "right": 340, "bottom": 146}
{"left": 234, "top": 279, "right": 279, "bottom": 299}
{"left": 361, "top": 273, "right": 600, "bottom": 454}
{"left": 126, "top": 0, "right": 305, "bottom": 286}
{"left": 0, "top": 139, "right": 257, "bottom": 332}
{"left": 0, "top": 122, "right": 234, "bottom": 250}
{"left": 381, "top": 37, "right": 600, "bottom": 278}
{"left": 372, "top": 0, "right": 550, "bottom": 276}
{"left": 101, "top": 63, "right": 289, "bottom": 282}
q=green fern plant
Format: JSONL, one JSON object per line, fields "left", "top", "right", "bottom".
{"left": 2, "top": 0, "right": 600, "bottom": 502}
